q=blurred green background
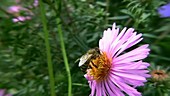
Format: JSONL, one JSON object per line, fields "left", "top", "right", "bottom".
{"left": 0, "top": 0, "right": 170, "bottom": 96}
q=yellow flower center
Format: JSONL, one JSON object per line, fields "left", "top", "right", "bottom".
{"left": 87, "top": 52, "right": 112, "bottom": 82}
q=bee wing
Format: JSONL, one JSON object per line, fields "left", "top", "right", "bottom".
{"left": 78, "top": 54, "right": 92, "bottom": 67}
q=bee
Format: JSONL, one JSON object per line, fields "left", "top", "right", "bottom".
{"left": 78, "top": 47, "right": 101, "bottom": 73}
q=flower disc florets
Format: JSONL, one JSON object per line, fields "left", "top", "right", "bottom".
{"left": 87, "top": 52, "right": 112, "bottom": 82}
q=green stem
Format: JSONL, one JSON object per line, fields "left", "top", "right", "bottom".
{"left": 40, "top": 1, "right": 56, "bottom": 96}
{"left": 56, "top": 16, "right": 72, "bottom": 96}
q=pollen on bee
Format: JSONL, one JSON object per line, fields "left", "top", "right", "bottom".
{"left": 87, "top": 52, "right": 112, "bottom": 82}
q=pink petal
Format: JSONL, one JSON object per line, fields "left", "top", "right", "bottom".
{"left": 113, "top": 61, "right": 150, "bottom": 69}
{"left": 109, "top": 76, "right": 141, "bottom": 96}
{"left": 104, "top": 80, "right": 116, "bottom": 95}
{"left": 110, "top": 73, "right": 145, "bottom": 86}
{"left": 106, "top": 79, "right": 124, "bottom": 96}
{"left": 101, "top": 82, "right": 107, "bottom": 96}
{"left": 91, "top": 81, "right": 96, "bottom": 96}
{"left": 99, "top": 23, "right": 120, "bottom": 56}
{"left": 113, "top": 33, "right": 143, "bottom": 58}
{"left": 114, "top": 44, "right": 150, "bottom": 63}
{"left": 110, "top": 70, "right": 146, "bottom": 81}
{"left": 96, "top": 83, "right": 102, "bottom": 96}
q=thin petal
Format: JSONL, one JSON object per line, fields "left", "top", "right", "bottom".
{"left": 101, "top": 81, "right": 107, "bottom": 96}
{"left": 114, "top": 44, "right": 150, "bottom": 63}
{"left": 99, "top": 23, "right": 119, "bottom": 56}
{"left": 113, "top": 61, "right": 150, "bottom": 69}
{"left": 111, "top": 70, "right": 146, "bottom": 81}
{"left": 109, "top": 76, "right": 141, "bottom": 96}
{"left": 89, "top": 81, "right": 96, "bottom": 96}
{"left": 106, "top": 78, "right": 124, "bottom": 96}
{"left": 114, "top": 33, "right": 143, "bottom": 58}
{"left": 96, "top": 82, "right": 102, "bottom": 96}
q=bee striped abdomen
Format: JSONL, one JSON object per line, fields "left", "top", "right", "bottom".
{"left": 89, "top": 61, "right": 98, "bottom": 69}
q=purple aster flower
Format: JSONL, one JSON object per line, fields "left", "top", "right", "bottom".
{"left": 81, "top": 23, "right": 150, "bottom": 96}
{"left": 7, "top": 5, "right": 32, "bottom": 23}
{"left": 12, "top": 16, "right": 31, "bottom": 22}
{"left": 0, "top": 89, "right": 12, "bottom": 96}
{"left": 7, "top": 5, "right": 30, "bottom": 14}
{"left": 7, "top": 5, "right": 23, "bottom": 14}
{"left": 33, "top": 0, "right": 39, "bottom": 7}
{"left": 7, "top": 1, "right": 36, "bottom": 22}
{"left": 158, "top": 3, "right": 170, "bottom": 18}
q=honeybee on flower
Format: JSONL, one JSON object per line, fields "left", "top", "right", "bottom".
{"left": 78, "top": 23, "right": 150, "bottom": 96}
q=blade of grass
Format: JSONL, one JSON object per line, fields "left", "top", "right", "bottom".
{"left": 40, "top": 1, "right": 56, "bottom": 96}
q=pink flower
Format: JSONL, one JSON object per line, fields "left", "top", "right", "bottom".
{"left": 7, "top": 5, "right": 30, "bottom": 14}
{"left": 33, "top": 0, "right": 39, "bottom": 7}
{"left": 7, "top": 5, "right": 23, "bottom": 14}
{"left": 12, "top": 16, "right": 31, "bottom": 22}
{"left": 0, "top": 89, "right": 12, "bottom": 96}
{"left": 7, "top": 1, "right": 37, "bottom": 23}
{"left": 84, "top": 23, "right": 150, "bottom": 96}
{"left": 7, "top": 5, "right": 32, "bottom": 23}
